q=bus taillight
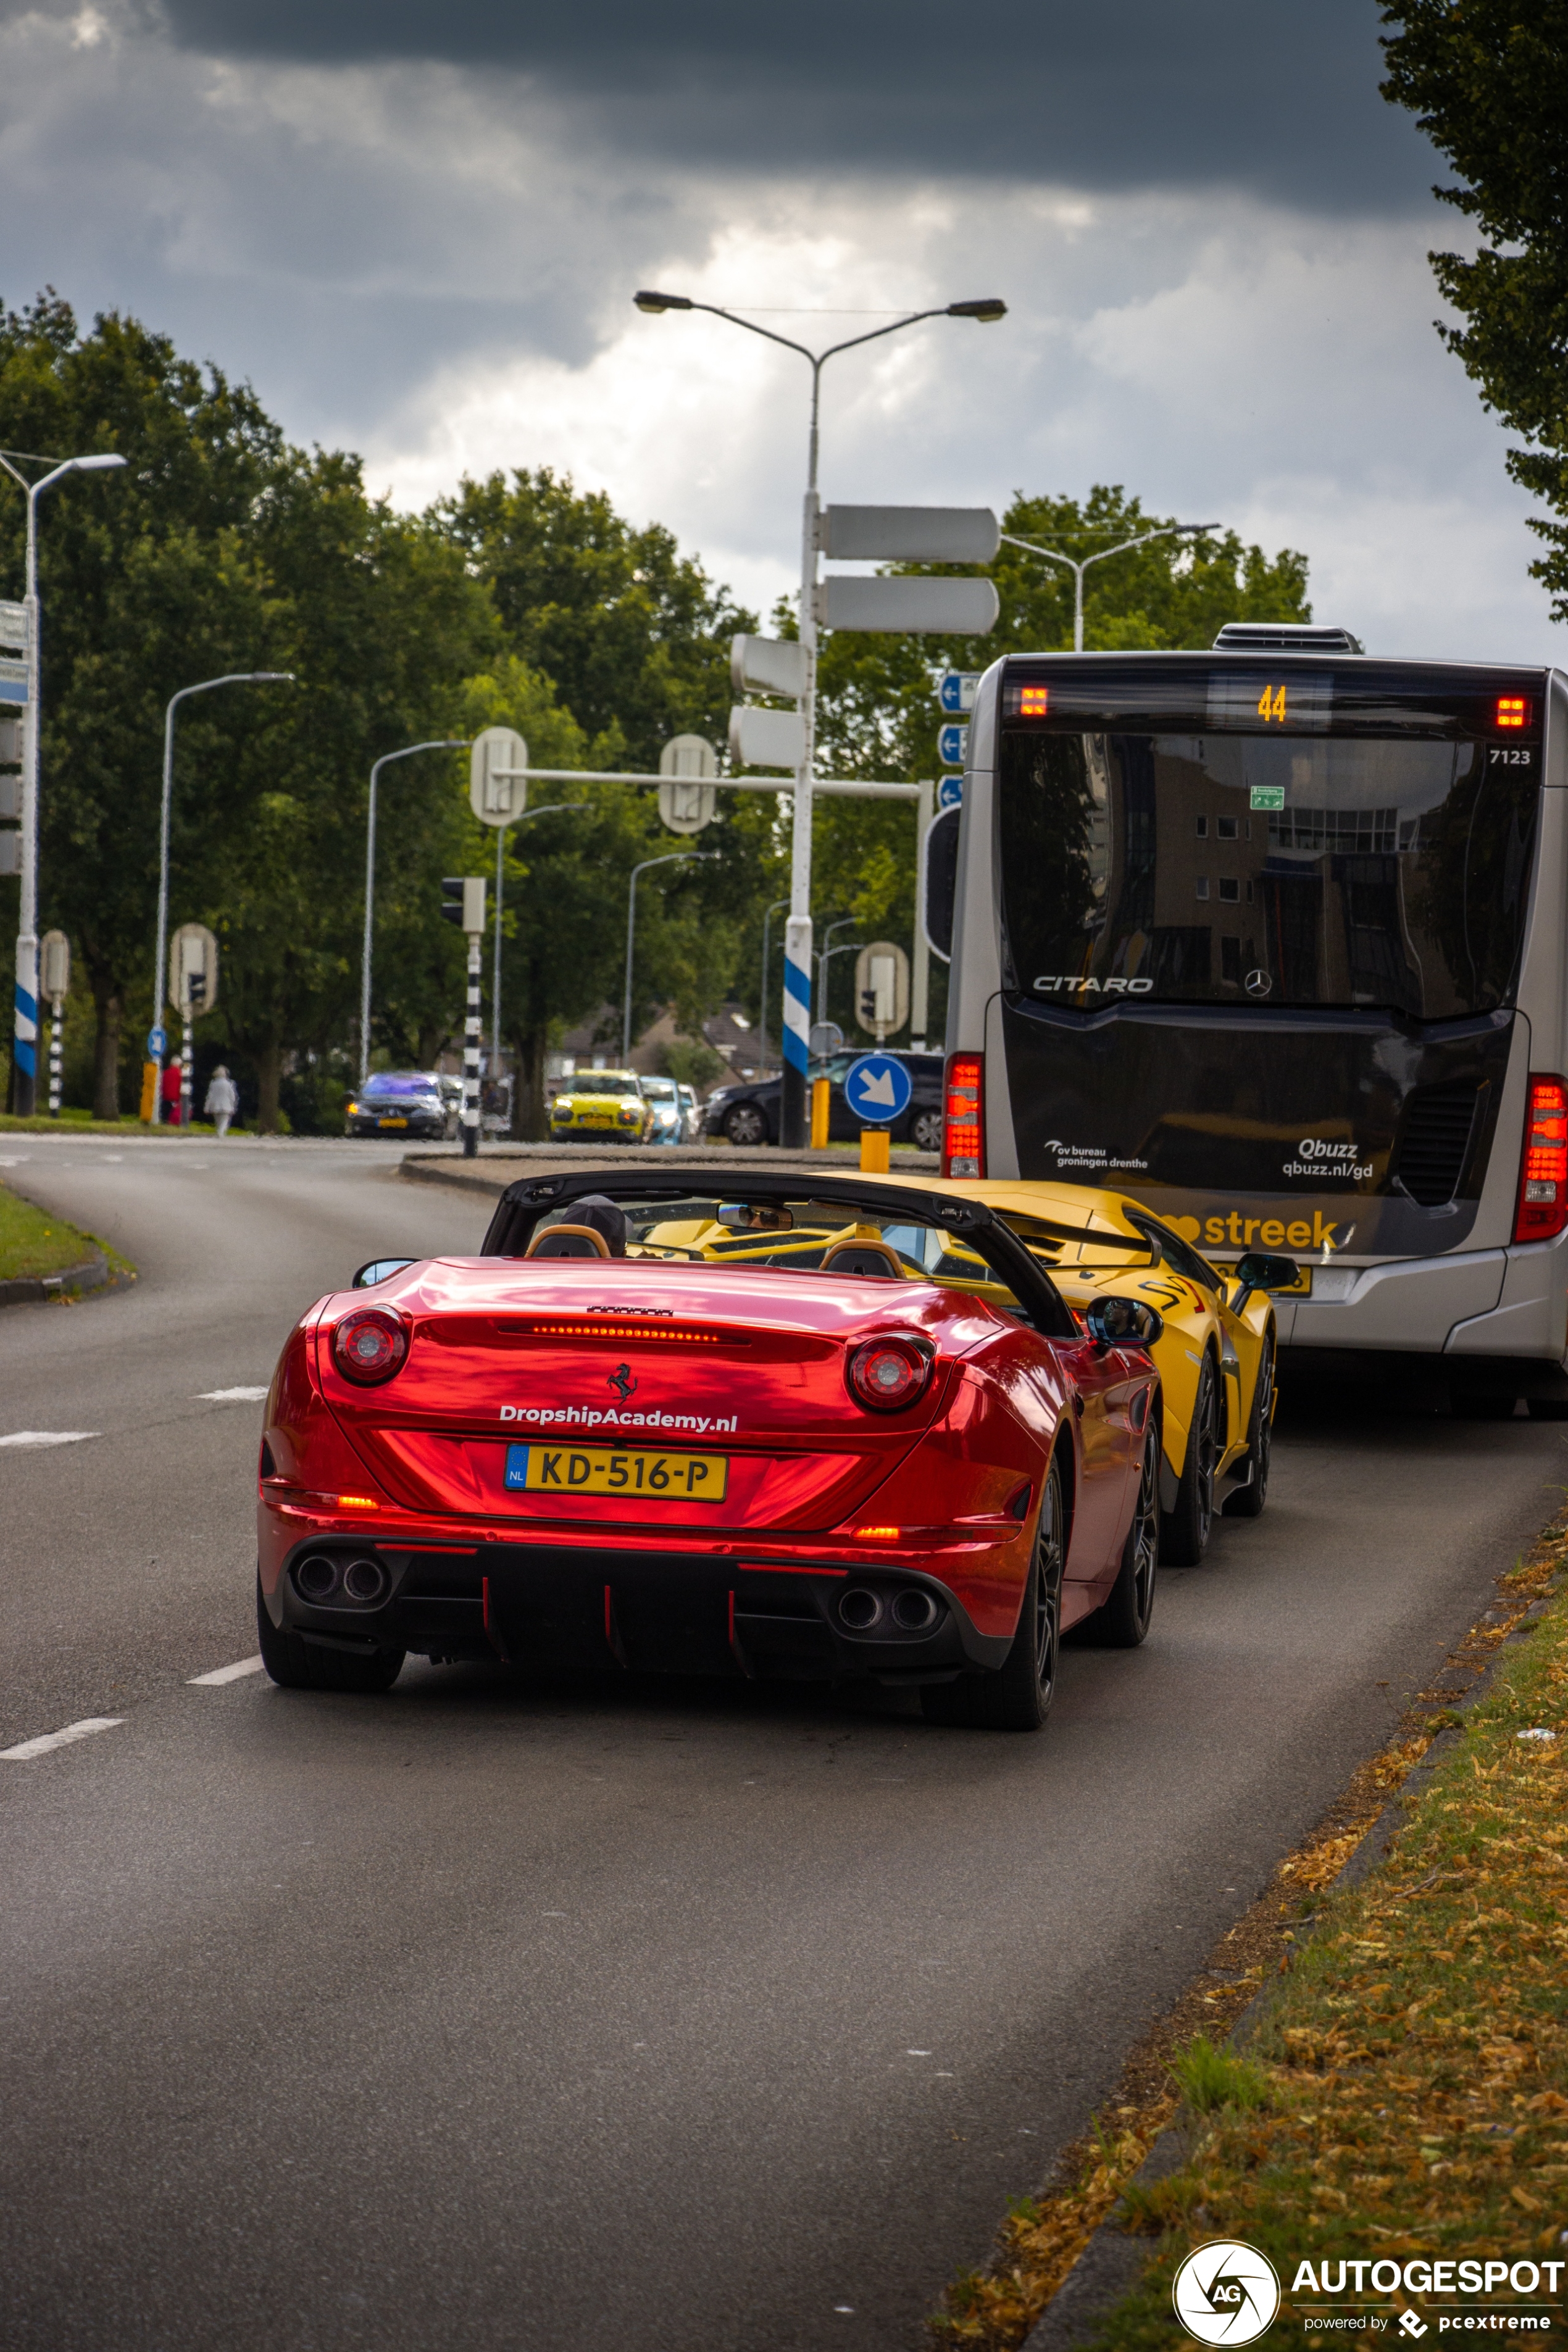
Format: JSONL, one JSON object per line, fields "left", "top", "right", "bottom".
{"left": 1514, "top": 1075, "right": 1568, "bottom": 1243}
{"left": 943, "top": 1053, "right": 985, "bottom": 1179}
{"left": 1496, "top": 696, "right": 1530, "bottom": 729}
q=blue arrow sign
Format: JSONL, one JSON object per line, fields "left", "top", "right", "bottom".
{"left": 843, "top": 1051, "right": 913, "bottom": 1127}
{"left": 936, "top": 722, "right": 966, "bottom": 767}
{"left": 938, "top": 774, "right": 964, "bottom": 811}
{"left": 936, "top": 670, "right": 982, "bottom": 715}
{"left": 146, "top": 1025, "right": 167, "bottom": 1059}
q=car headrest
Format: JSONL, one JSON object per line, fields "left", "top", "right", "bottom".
{"left": 524, "top": 1224, "right": 612, "bottom": 1259}
{"left": 820, "top": 1240, "right": 906, "bottom": 1278}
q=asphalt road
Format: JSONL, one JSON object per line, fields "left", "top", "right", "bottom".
{"left": 1, "top": 1136, "right": 1562, "bottom": 2352}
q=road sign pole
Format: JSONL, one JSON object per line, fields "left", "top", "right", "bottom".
{"left": 48, "top": 995, "right": 62, "bottom": 1116}
{"left": 462, "top": 930, "right": 482, "bottom": 1161}
{"left": 911, "top": 781, "right": 934, "bottom": 1048}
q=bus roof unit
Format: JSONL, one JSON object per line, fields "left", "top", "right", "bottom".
{"left": 1212, "top": 622, "right": 1364, "bottom": 654}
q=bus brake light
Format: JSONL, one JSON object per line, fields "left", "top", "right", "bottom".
{"left": 1018, "top": 685, "right": 1049, "bottom": 717}
{"left": 1514, "top": 1075, "right": 1568, "bottom": 1243}
{"left": 943, "top": 1052, "right": 985, "bottom": 1179}
{"left": 1496, "top": 696, "right": 1530, "bottom": 729}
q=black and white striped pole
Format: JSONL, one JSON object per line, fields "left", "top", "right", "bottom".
{"left": 40, "top": 930, "right": 69, "bottom": 1119}
{"left": 441, "top": 877, "right": 487, "bottom": 1159}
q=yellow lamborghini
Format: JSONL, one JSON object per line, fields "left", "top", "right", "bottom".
{"left": 920, "top": 1178, "right": 1288, "bottom": 1563}
{"left": 548, "top": 1071, "right": 654, "bottom": 1145}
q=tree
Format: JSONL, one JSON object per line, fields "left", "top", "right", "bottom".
{"left": 1380, "top": 2, "right": 1568, "bottom": 615}
{"left": 430, "top": 467, "right": 754, "bottom": 769}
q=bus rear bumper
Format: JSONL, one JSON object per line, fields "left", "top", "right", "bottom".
{"left": 1278, "top": 1228, "right": 1568, "bottom": 1394}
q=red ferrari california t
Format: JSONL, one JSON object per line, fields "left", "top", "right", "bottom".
{"left": 256, "top": 1172, "right": 1163, "bottom": 1730}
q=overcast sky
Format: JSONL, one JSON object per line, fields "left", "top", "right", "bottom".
{"left": 2, "top": 0, "right": 1559, "bottom": 662}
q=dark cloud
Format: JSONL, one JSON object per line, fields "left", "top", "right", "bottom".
{"left": 159, "top": 0, "right": 1434, "bottom": 212}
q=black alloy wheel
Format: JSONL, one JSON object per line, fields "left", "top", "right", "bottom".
{"left": 724, "top": 1102, "right": 769, "bottom": 1147}
{"left": 1161, "top": 1350, "right": 1219, "bottom": 1566}
{"left": 922, "top": 1451, "right": 1065, "bottom": 1731}
{"left": 911, "top": 1109, "right": 943, "bottom": 1153}
{"left": 1078, "top": 1419, "right": 1160, "bottom": 1646}
{"left": 1224, "top": 1332, "right": 1274, "bottom": 1519}
{"left": 256, "top": 1577, "right": 406, "bottom": 1693}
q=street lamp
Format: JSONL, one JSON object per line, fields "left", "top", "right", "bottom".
{"left": 360, "top": 739, "right": 469, "bottom": 1086}
{"left": 999, "top": 522, "right": 1219, "bottom": 653}
{"left": 151, "top": 670, "right": 294, "bottom": 1123}
{"left": 815, "top": 917, "right": 860, "bottom": 1026}
{"left": 633, "top": 288, "right": 1005, "bottom": 1148}
{"left": 0, "top": 449, "right": 127, "bottom": 1117}
{"left": 489, "top": 801, "right": 585, "bottom": 1122}
{"left": 757, "top": 896, "right": 788, "bottom": 1068}
{"left": 623, "top": 850, "right": 719, "bottom": 1064}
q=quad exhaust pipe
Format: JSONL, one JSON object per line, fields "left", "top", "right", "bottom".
{"left": 293, "top": 1553, "right": 389, "bottom": 1607}
{"left": 837, "top": 1585, "right": 943, "bottom": 1635}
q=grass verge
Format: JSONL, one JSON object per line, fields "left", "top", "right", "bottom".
{"left": 930, "top": 1515, "right": 1568, "bottom": 2348}
{"left": 0, "top": 1178, "right": 135, "bottom": 1291}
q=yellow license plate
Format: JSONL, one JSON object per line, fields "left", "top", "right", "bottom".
{"left": 377, "top": 1116, "right": 407, "bottom": 1128}
{"left": 505, "top": 1442, "right": 728, "bottom": 1502}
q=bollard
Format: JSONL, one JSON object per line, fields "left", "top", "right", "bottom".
{"left": 810, "top": 1075, "right": 831, "bottom": 1149}
{"left": 859, "top": 1127, "right": 890, "bottom": 1173}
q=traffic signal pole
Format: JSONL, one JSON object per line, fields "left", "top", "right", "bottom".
{"left": 462, "top": 929, "right": 482, "bottom": 1160}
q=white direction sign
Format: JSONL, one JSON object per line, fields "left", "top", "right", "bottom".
{"left": 40, "top": 930, "right": 70, "bottom": 999}
{"left": 854, "top": 941, "right": 909, "bottom": 1039}
{"left": 937, "top": 670, "right": 983, "bottom": 715}
{"left": 818, "top": 507, "right": 999, "bottom": 564}
{"left": 0, "top": 601, "right": 29, "bottom": 651}
{"left": 729, "top": 705, "right": 804, "bottom": 772}
{"left": 470, "top": 727, "right": 527, "bottom": 826}
{"left": 170, "top": 921, "right": 219, "bottom": 1016}
{"left": 731, "top": 634, "right": 806, "bottom": 701}
{"left": 0, "top": 659, "right": 29, "bottom": 706}
{"left": 814, "top": 578, "right": 999, "bottom": 636}
{"left": 937, "top": 722, "right": 966, "bottom": 767}
{"left": 657, "top": 733, "right": 718, "bottom": 833}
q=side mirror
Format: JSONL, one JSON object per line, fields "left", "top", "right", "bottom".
{"left": 1083, "top": 1295, "right": 1164, "bottom": 1349}
{"left": 352, "top": 1257, "right": 415, "bottom": 1288}
{"left": 1232, "top": 1251, "right": 1299, "bottom": 1306}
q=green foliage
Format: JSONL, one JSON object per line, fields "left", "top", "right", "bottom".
{"left": 1169, "top": 2035, "right": 1272, "bottom": 2115}
{"left": 657, "top": 1036, "right": 727, "bottom": 1091}
{"left": 1380, "top": 2, "right": 1568, "bottom": 615}
{"left": 430, "top": 467, "right": 754, "bottom": 769}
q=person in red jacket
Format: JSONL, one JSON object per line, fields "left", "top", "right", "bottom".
{"left": 160, "top": 1059, "right": 183, "bottom": 1127}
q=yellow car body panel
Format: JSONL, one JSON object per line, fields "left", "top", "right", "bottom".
{"left": 548, "top": 1074, "right": 653, "bottom": 1145}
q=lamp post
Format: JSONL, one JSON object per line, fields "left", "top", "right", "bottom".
{"left": 361, "top": 739, "right": 469, "bottom": 1086}
{"left": 0, "top": 449, "right": 127, "bottom": 1117}
{"left": 151, "top": 670, "right": 293, "bottom": 1123}
{"left": 633, "top": 288, "right": 1004, "bottom": 1146}
{"left": 623, "top": 850, "right": 719, "bottom": 1064}
{"left": 757, "top": 896, "right": 788, "bottom": 1068}
{"left": 489, "top": 802, "right": 584, "bottom": 1128}
{"left": 999, "top": 522, "right": 1219, "bottom": 653}
{"left": 815, "top": 917, "right": 860, "bottom": 1026}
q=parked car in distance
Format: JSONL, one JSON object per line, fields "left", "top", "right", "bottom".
{"left": 548, "top": 1070, "right": 654, "bottom": 1144}
{"left": 703, "top": 1051, "right": 945, "bottom": 1151}
{"left": 345, "top": 1071, "right": 449, "bottom": 1140}
{"left": 677, "top": 1083, "right": 701, "bottom": 1143}
{"left": 640, "top": 1075, "right": 684, "bottom": 1146}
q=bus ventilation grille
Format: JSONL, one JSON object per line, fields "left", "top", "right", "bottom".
{"left": 1393, "top": 1084, "right": 1482, "bottom": 1206}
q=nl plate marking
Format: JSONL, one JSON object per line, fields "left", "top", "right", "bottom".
{"left": 506, "top": 1442, "right": 730, "bottom": 1501}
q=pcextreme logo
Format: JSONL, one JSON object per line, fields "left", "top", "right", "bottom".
{"left": 1173, "top": 2240, "right": 1282, "bottom": 2345}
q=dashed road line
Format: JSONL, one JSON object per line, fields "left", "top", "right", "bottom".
{"left": 2, "top": 1717, "right": 124, "bottom": 1762}
{"left": 187, "top": 1656, "right": 265, "bottom": 1687}
{"left": 195, "top": 1387, "right": 269, "bottom": 1403}
{"left": 0, "top": 1430, "right": 100, "bottom": 1448}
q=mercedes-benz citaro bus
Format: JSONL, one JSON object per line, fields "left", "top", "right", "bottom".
{"left": 932, "top": 622, "right": 1568, "bottom": 1414}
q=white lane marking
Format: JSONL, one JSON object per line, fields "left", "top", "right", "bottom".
{"left": 2, "top": 1716, "right": 124, "bottom": 1762}
{"left": 0, "top": 1430, "right": 100, "bottom": 1448}
{"left": 103, "top": 1154, "right": 123, "bottom": 1162}
{"left": 0, "top": 1154, "right": 31, "bottom": 1166}
{"left": 196, "top": 1387, "right": 269, "bottom": 1403}
{"left": 188, "top": 1655, "right": 265, "bottom": 1686}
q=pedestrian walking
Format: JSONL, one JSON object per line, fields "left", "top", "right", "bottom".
{"left": 160, "top": 1061, "right": 183, "bottom": 1127}
{"left": 204, "top": 1065, "right": 238, "bottom": 1138}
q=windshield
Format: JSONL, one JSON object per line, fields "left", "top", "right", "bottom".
{"left": 363, "top": 1072, "right": 437, "bottom": 1098}
{"left": 562, "top": 1073, "right": 642, "bottom": 1096}
{"left": 999, "top": 681, "right": 1542, "bottom": 1017}
{"left": 528, "top": 1192, "right": 1029, "bottom": 1312}
{"left": 641, "top": 1078, "right": 677, "bottom": 1101}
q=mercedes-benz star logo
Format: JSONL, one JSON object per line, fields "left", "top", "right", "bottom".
{"left": 1244, "top": 969, "right": 1273, "bottom": 998}
{"left": 607, "top": 1362, "right": 638, "bottom": 1404}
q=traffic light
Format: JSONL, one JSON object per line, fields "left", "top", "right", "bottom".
{"left": 441, "top": 877, "right": 486, "bottom": 933}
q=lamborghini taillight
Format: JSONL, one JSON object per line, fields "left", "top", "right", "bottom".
{"left": 943, "top": 1052, "right": 984, "bottom": 1178}
{"left": 1514, "top": 1076, "right": 1568, "bottom": 1243}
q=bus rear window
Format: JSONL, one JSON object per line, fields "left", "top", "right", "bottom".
{"left": 998, "top": 725, "right": 1540, "bottom": 1018}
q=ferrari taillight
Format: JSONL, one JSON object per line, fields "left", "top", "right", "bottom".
{"left": 943, "top": 1052, "right": 984, "bottom": 1178}
{"left": 1514, "top": 1075, "right": 1568, "bottom": 1243}
{"left": 846, "top": 1337, "right": 933, "bottom": 1414}
{"left": 333, "top": 1306, "right": 409, "bottom": 1384}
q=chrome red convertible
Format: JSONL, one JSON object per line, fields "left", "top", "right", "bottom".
{"left": 256, "top": 1173, "right": 1164, "bottom": 1730}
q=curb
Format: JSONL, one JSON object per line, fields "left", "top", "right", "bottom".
{"left": 398, "top": 1145, "right": 941, "bottom": 1201}
{"left": 1017, "top": 1587, "right": 1559, "bottom": 2352}
{"left": 0, "top": 1250, "right": 112, "bottom": 1311}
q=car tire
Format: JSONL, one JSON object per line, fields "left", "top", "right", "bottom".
{"left": 724, "top": 1103, "right": 769, "bottom": 1148}
{"left": 911, "top": 1109, "right": 943, "bottom": 1153}
{"left": 1527, "top": 1397, "right": 1568, "bottom": 1420}
{"left": 1076, "top": 1420, "right": 1159, "bottom": 1646}
{"left": 256, "top": 1577, "right": 405, "bottom": 1693}
{"left": 1222, "top": 1332, "right": 1274, "bottom": 1519}
{"left": 921, "top": 1451, "right": 1065, "bottom": 1732}
{"left": 1161, "top": 1350, "right": 1219, "bottom": 1566}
